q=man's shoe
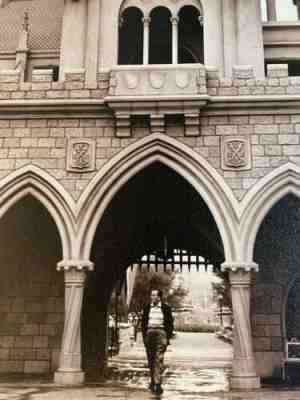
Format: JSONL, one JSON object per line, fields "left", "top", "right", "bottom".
{"left": 149, "top": 381, "right": 155, "bottom": 392}
{"left": 154, "top": 384, "right": 163, "bottom": 395}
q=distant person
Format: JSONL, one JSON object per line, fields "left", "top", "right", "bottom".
{"left": 142, "top": 289, "right": 174, "bottom": 395}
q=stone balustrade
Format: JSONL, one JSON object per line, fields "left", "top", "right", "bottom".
{"left": 108, "top": 64, "right": 207, "bottom": 97}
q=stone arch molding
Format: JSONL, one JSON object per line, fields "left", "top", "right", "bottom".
{"left": 120, "top": 0, "right": 204, "bottom": 17}
{"left": 0, "top": 165, "right": 76, "bottom": 259}
{"left": 76, "top": 133, "right": 239, "bottom": 262}
{"left": 239, "top": 162, "right": 300, "bottom": 262}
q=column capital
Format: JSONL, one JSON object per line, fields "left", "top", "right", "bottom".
{"left": 228, "top": 269, "right": 252, "bottom": 286}
{"left": 170, "top": 16, "right": 179, "bottom": 25}
{"left": 142, "top": 16, "right": 151, "bottom": 25}
{"left": 198, "top": 15, "right": 204, "bottom": 25}
{"left": 221, "top": 261, "right": 258, "bottom": 273}
{"left": 57, "top": 259, "right": 94, "bottom": 272}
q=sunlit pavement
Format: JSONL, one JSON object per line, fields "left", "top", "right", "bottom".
{"left": 1, "top": 333, "right": 300, "bottom": 399}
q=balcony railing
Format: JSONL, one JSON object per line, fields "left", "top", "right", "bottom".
{"left": 109, "top": 64, "right": 207, "bottom": 97}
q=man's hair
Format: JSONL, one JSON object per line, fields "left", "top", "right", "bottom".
{"left": 150, "top": 288, "right": 163, "bottom": 298}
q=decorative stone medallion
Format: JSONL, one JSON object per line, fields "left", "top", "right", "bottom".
{"left": 123, "top": 72, "right": 139, "bottom": 89}
{"left": 149, "top": 71, "right": 166, "bottom": 89}
{"left": 175, "top": 71, "right": 190, "bottom": 89}
{"left": 67, "top": 138, "right": 96, "bottom": 173}
{"left": 221, "top": 136, "right": 251, "bottom": 171}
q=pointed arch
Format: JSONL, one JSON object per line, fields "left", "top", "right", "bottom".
{"left": 240, "top": 162, "right": 300, "bottom": 262}
{"left": 77, "top": 133, "right": 239, "bottom": 262}
{"left": 0, "top": 165, "right": 76, "bottom": 259}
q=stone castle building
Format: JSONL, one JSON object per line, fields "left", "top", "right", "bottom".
{"left": 0, "top": 0, "right": 300, "bottom": 391}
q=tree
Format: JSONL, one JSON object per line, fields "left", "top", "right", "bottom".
{"left": 129, "top": 269, "right": 188, "bottom": 321}
{"left": 211, "top": 271, "right": 232, "bottom": 309}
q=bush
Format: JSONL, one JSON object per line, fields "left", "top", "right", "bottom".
{"left": 175, "top": 323, "right": 219, "bottom": 333}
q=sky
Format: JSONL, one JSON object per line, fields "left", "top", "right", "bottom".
{"left": 261, "top": 0, "right": 298, "bottom": 21}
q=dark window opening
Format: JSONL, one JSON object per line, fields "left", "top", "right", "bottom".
{"left": 118, "top": 7, "right": 144, "bottom": 65}
{"left": 178, "top": 6, "right": 203, "bottom": 64}
{"left": 149, "top": 7, "right": 172, "bottom": 64}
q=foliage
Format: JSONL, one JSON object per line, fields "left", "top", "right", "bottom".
{"left": 211, "top": 271, "right": 232, "bottom": 309}
{"left": 129, "top": 269, "right": 188, "bottom": 320}
{"left": 175, "top": 323, "right": 219, "bottom": 333}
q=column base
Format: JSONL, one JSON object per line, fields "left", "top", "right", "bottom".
{"left": 54, "top": 370, "right": 85, "bottom": 385}
{"left": 230, "top": 375, "right": 261, "bottom": 390}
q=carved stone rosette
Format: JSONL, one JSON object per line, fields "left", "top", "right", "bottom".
{"left": 54, "top": 260, "right": 94, "bottom": 385}
{"left": 227, "top": 267, "right": 261, "bottom": 389}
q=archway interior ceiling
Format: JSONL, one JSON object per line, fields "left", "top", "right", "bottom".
{"left": 251, "top": 194, "right": 300, "bottom": 351}
{"left": 90, "top": 162, "right": 224, "bottom": 291}
{"left": 254, "top": 194, "right": 300, "bottom": 283}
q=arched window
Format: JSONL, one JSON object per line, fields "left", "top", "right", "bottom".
{"left": 118, "top": 7, "right": 144, "bottom": 65}
{"left": 149, "top": 7, "right": 172, "bottom": 64}
{"left": 178, "top": 6, "right": 203, "bottom": 63}
{"left": 118, "top": 1, "right": 204, "bottom": 65}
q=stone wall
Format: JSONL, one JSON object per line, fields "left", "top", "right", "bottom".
{"left": 207, "top": 64, "right": 300, "bottom": 96}
{"left": 1, "top": 112, "right": 300, "bottom": 201}
{"left": 0, "top": 197, "right": 64, "bottom": 374}
{"left": 0, "top": 64, "right": 300, "bottom": 377}
{"left": 0, "top": 69, "right": 110, "bottom": 101}
{"left": 0, "top": 65, "right": 299, "bottom": 201}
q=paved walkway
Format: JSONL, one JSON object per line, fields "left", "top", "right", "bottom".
{"left": 2, "top": 379, "right": 300, "bottom": 400}
{"left": 1, "top": 333, "right": 300, "bottom": 399}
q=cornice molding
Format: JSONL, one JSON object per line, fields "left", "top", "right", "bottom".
{"left": 0, "top": 94, "right": 300, "bottom": 119}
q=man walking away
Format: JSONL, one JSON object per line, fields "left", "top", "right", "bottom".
{"left": 142, "top": 289, "right": 174, "bottom": 395}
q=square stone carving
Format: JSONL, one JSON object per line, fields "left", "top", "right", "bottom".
{"left": 221, "top": 136, "right": 252, "bottom": 171}
{"left": 67, "top": 139, "right": 96, "bottom": 173}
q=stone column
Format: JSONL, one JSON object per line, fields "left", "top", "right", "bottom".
{"left": 143, "top": 17, "right": 151, "bottom": 65}
{"left": 222, "top": 262, "right": 260, "bottom": 390}
{"left": 222, "top": 0, "right": 237, "bottom": 77}
{"left": 85, "top": 0, "right": 101, "bottom": 83}
{"left": 266, "top": 0, "right": 277, "bottom": 21}
{"left": 59, "top": 0, "right": 88, "bottom": 79}
{"left": 171, "top": 16, "right": 179, "bottom": 65}
{"left": 236, "top": 0, "right": 265, "bottom": 77}
{"left": 54, "top": 260, "right": 94, "bottom": 385}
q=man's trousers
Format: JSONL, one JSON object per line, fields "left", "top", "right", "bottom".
{"left": 145, "top": 328, "right": 168, "bottom": 385}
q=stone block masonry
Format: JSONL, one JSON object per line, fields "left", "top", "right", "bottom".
{"left": 206, "top": 64, "right": 300, "bottom": 96}
{"left": 1, "top": 65, "right": 300, "bottom": 379}
{"left": 0, "top": 65, "right": 298, "bottom": 200}
{"left": 0, "top": 294, "right": 64, "bottom": 373}
{"left": 0, "top": 111, "right": 299, "bottom": 201}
